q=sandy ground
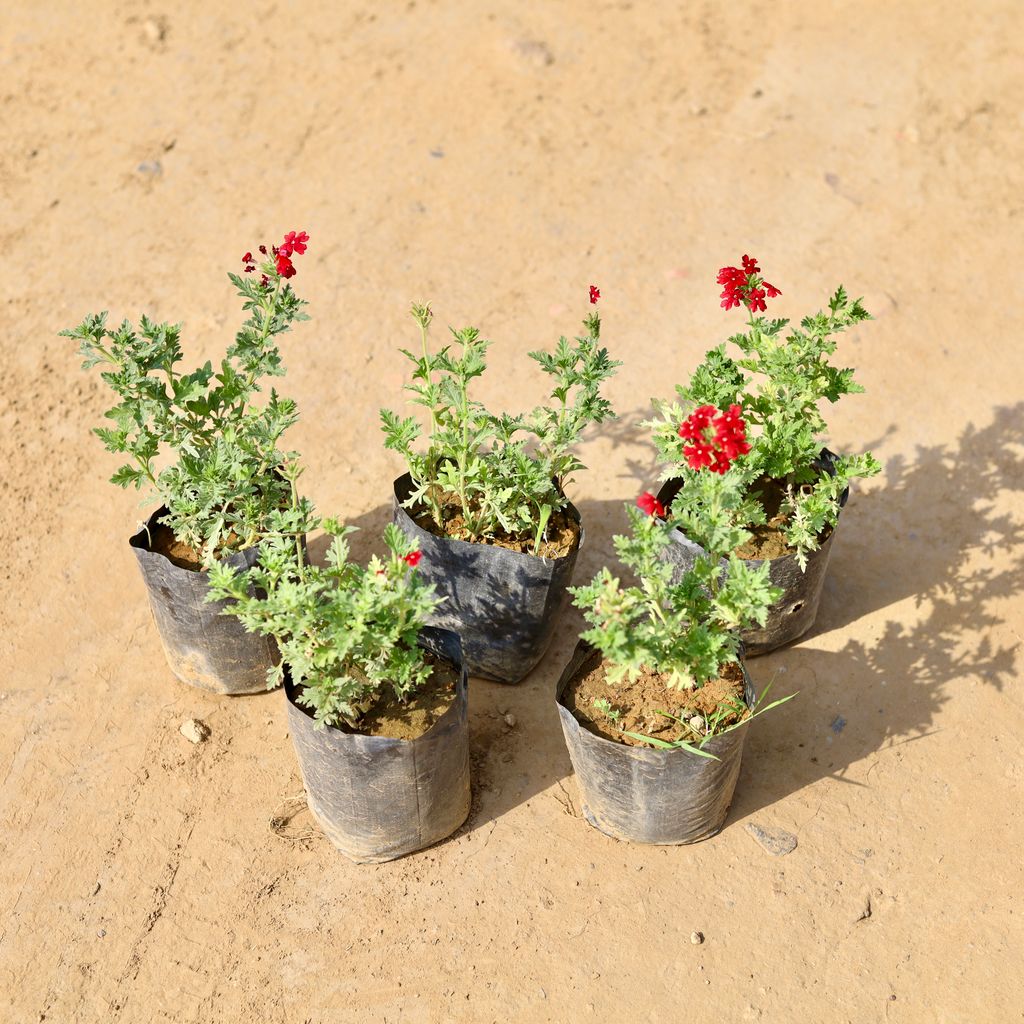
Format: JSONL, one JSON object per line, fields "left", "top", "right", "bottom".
{"left": 2, "top": 2, "right": 1023, "bottom": 1021}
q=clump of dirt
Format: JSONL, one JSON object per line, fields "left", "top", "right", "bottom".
{"left": 347, "top": 655, "right": 459, "bottom": 741}
{"left": 564, "top": 648, "right": 748, "bottom": 747}
{"left": 410, "top": 498, "right": 580, "bottom": 558}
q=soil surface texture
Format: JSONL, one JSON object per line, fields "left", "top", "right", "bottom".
{"left": 149, "top": 518, "right": 208, "bottom": 571}
{"left": 3, "top": 2, "right": 1023, "bottom": 1022}
{"left": 342, "top": 656, "right": 458, "bottom": 741}
{"left": 565, "top": 648, "right": 748, "bottom": 746}
{"left": 411, "top": 499, "right": 580, "bottom": 557}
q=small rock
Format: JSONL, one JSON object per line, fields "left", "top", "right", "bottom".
{"left": 97, "top": 929, "right": 106, "bottom": 938}
{"left": 745, "top": 822, "right": 798, "bottom": 857}
{"left": 830, "top": 715, "right": 847, "bottom": 734}
{"left": 691, "top": 931, "right": 704, "bottom": 944}
{"left": 511, "top": 38, "right": 554, "bottom": 67}
{"left": 143, "top": 18, "right": 165, "bottom": 44}
{"left": 504, "top": 713, "right": 517, "bottom": 728}
{"left": 179, "top": 718, "right": 210, "bottom": 744}
{"left": 538, "top": 987, "right": 547, "bottom": 1000}
{"left": 136, "top": 160, "right": 162, "bottom": 177}
{"left": 689, "top": 715, "right": 705, "bottom": 733}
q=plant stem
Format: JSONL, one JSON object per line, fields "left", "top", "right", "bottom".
{"left": 418, "top": 316, "right": 443, "bottom": 527}
{"left": 457, "top": 339, "right": 474, "bottom": 539}
{"left": 289, "top": 473, "right": 306, "bottom": 579}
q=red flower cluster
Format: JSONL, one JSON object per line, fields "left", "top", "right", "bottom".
{"left": 242, "top": 231, "right": 311, "bottom": 280}
{"left": 275, "top": 252, "right": 296, "bottom": 279}
{"left": 716, "top": 254, "right": 780, "bottom": 313}
{"left": 404, "top": 550, "right": 422, "bottom": 567}
{"left": 589, "top": 285, "right": 600, "bottom": 305}
{"left": 636, "top": 491, "right": 666, "bottom": 518}
{"left": 678, "top": 403, "right": 750, "bottom": 474}
{"left": 280, "top": 230, "right": 309, "bottom": 257}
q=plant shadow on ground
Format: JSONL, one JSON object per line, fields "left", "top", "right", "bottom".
{"left": 728, "top": 402, "right": 1024, "bottom": 824}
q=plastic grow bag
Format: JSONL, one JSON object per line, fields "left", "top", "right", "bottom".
{"left": 285, "top": 626, "right": 471, "bottom": 864}
{"left": 392, "top": 473, "right": 582, "bottom": 683}
{"left": 556, "top": 641, "right": 755, "bottom": 845}
{"left": 129, "top": 507, "right": 279, "bottom": 695}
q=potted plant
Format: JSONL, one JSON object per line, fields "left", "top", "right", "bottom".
{"left": 557, "top": 439, "right": 792, "bottom": 844}
{"left": 381, "top": 288, "right": 619, "bottom": 682}
{"left": 62, "top": 231, "right": 313, "bottom": 693}
{"left": 206, "top": 499, "right": 470, "bottom": 864}
{"left": 646, "top": 255, "right": 880, "bottom": 654}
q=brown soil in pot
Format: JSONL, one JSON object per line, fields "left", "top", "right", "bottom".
{"left": 564, "top": 647, "right": 749, "bottom": 747}
{"left": 675, "top": 475, "right": 833, "bottom": 562}
{"left": 337, "top": 655, "right": 459, "bottom": 741}
{"left": 733, "top": 476, "right": 798, "bottom": 560}
{"left": 410, "top": 498, "right": 581, "bottom": 558}
{"left": 149, "top": 519, "right": 208, "bottom": 570}
{"left": 149, "top": 517, "right": 268, "bottom": 571}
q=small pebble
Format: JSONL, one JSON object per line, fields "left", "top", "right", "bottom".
{"left": 179, "top": 718, "right": 210, "bottom": 744}
{"left": 504, "top": 713, "right": 517, "bottom": 728}
{"left": 690, "top": 715, "right": 705, "bottom": 733}
{"left": 97, "top": 929, "right": 106, "bottom": 938}
{"left": 745, "top": 822, "right": 798, "bottom": 857}
{"left": 691, "top": 931, "right": 704, "bottom": 944}
{"left": 142, "top": 17, "right": 166, "bottom": 44}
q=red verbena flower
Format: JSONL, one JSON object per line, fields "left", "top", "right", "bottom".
{"left": 259, "top": 244, "right": 268, "bottom": 255}
{"left": 242, "top": 251, "right": 256, "bottom": 273}
{"left": 678, "top": 403, "right": 750, "bottom": 474}
{"left": 404, "top": 550, "right": 422, "bottom": 567}
{"left": 636, "top": 491, "right": 666, "bottom": 518}
{"left": 275, "top": 252, "right": 296, "bottom": 278}
{"left": 716, "top": 254, "right": 781, "bottom": 313}
{"left": 589, "top": 285, "right": 600, "bottom": 304}
{"left": 280, "top": 230, "right": 310, "bottom": 257}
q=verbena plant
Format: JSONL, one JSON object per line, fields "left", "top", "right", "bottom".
{"left": 207, "top": 479, "right": 441, "bottom": 729}
{"left": 62, "top": 231, "right": 312, "bottom": 565}
{"left": 571, "top": 503, "right": 788, "bottom": 752}
{"left": 381, "top": 289, "right": 619, "bottom": 552}
{"left": 572, "top": 502, "right": 779, "bottom": 692}
{"left": 571, "top": 416, "right": 792, "bottom": 752}
{"left": 647, "top": 255, "right": 880, "bottom": 567}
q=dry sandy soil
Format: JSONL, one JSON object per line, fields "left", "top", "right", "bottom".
{"left": 2, "top": 2, "right": 1023, "bottom": 1022}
